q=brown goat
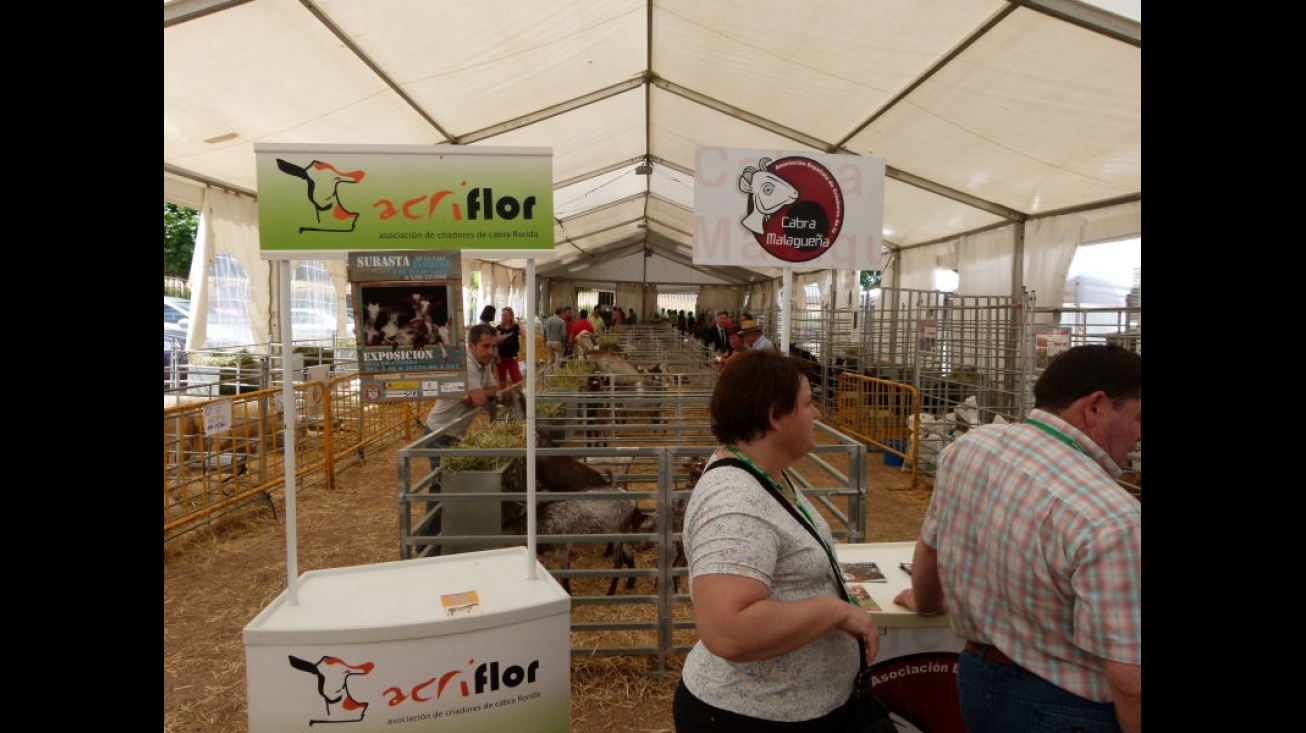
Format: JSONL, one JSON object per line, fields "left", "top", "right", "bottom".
{"left": 504, "top": 429, "right": 644, "bottom": 594}
{"left": 533, "top": 429, "right": 610, "bottom": 492}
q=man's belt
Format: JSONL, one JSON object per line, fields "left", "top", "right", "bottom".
{"left": 964, "top": 641, "right": 1015, "bottom": 666}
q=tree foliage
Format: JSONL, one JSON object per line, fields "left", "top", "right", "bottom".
{"left": 164, "top": 203, "right": 199, "bottom": 278}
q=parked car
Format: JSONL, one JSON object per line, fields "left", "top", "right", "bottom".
{"left": 291, "top": 307, "right": 342, "bottom": 345}
{"left": 164, "top": 296, "right": 191, "bottom": 333}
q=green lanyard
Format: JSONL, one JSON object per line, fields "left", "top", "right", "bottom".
{"left": 726, "top": 447, "right": 820, "bottom": 543}
{"left": 720, "top": 447, "right": 853, "bottom": 608}
{"left": 1024, "top": 418, "right": 1088, "bottom": 456}
{"left": 712, "top": 454, "right": 871, "bottom": 678}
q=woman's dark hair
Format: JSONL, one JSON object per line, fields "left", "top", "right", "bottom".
{"left": 710, "top": 349, "right": 814, "bottom": 444}
{"left": 1033, "top": 344, "right": 1141, "bottom": 411}
{"left": 479, "top": 305, "right": 497, "bottom": 323}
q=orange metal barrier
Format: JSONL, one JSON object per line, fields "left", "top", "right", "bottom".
{"left": 163, "top": 374, "right": 431, "bottom": 541}
{"left": 832, "top": 373, "right": 922, "bottom": 488}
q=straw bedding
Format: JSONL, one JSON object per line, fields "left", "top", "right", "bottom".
{"left": 163, "top": 432, "right": 931, "bottom": 733}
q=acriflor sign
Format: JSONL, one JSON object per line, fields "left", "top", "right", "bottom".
{"left": 254, "top": 144, "right": 554, "bottom": 259}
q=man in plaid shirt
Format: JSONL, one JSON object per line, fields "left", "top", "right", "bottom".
{"left": 895, "top": 345, "right": 1141, "bottom": 732}
{"left": 543, "top": 305, "right": 571, "bottom": 366}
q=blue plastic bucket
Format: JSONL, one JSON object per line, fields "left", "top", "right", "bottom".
{"left": 883, "top": 439, "right": 907, "bottom": 466}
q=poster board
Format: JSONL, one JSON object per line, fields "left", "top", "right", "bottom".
{"left": 349, "top": 251, "right": 468, "bottom": 403}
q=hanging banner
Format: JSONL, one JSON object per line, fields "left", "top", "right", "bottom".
{"left": 254, "top": 143, "right": 554, "bottom": 259}
{"left": 693, "top": 146, "right": 883, "bottom": 272}
{"left": 349, "top": 251, "right": 467, "bottom": 403}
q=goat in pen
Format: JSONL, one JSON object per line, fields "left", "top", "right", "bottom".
{"left": 502, "top": 428, "right": 648, "bottom": 595}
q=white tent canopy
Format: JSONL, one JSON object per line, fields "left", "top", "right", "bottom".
{"left": 164, "top": 0, "right": 1139, "bottom": 340}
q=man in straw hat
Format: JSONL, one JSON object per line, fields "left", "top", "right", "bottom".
{"left": 737, "top": 319, "right": 776, "bottom": 351}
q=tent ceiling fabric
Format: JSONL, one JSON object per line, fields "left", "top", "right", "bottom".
{"left": 164, "top": 0, "right": 1140, "bottom": 286}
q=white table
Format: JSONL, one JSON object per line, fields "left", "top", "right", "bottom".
{"left": 835, "top": 542, "right": 968, "bottom": 733}
{"left": 244, "top": 547, "right": 571, "bottom": 733}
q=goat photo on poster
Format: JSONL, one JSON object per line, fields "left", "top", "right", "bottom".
{"left": 355, "top": 283, "right": 458, "bottom": 365}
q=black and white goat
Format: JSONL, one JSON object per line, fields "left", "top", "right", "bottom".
{"left": 361, "top": 296, "right": 451, "bottom": 359}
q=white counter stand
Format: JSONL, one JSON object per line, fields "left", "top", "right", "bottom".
{"left": 836, "top": 541, "right": 967, "bottom": 733}
{"left": 244, "top": 547, "right": 571, "bottom": 732}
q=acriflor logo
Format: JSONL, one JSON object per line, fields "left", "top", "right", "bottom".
{"left": 276, "top": 159, "right": 367, "bottom": 234}
{"left": 287, "top": 652, "right": 544, "bottom": 726}
{"left": 276, "top": 157, "right": 540, "bottom": 236}
{"left": 737, "top": 156, "right": 844, "bottom": 264}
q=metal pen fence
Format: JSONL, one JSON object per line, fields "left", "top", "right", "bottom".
{"left": 398, "top": 410, "right": 867, "bottom": 672}
{"left": 388, "top": 322, "right": 867, "bottom": 670}
{"left": 163, "top": 348, "right": 428, "bottom": 541}
{"left": 763, "top": 289, "right": 1141, "bottom": 483}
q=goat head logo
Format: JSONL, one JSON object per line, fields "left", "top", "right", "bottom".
{"left": 288, "top": 654, "right": 375, "bottom": 725}
{"left": 276, "top": 159, "right": 366, "bottom": 234}
{"left": 738, "top": 157, "right": 798, "bottom": 235}
{"left": 736, "top": 155, "right": 843, "bottom": 264}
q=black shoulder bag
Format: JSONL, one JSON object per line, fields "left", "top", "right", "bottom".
{"left": 705, "top": 457, "right": 896, "bottom": 733}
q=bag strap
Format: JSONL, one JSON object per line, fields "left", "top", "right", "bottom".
{"left": 704, "top": 457, "right": 872, "bottom": 677}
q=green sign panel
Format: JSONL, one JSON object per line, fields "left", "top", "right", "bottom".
{"left": 255, "top": 144, "right": 554, "bottom": 257}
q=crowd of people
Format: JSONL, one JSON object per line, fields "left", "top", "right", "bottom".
{"left": 541, "top": 304, "right": 779, "bottom": 368}
{"left": 453, "top": 302, "right": 781, "bottom": 378}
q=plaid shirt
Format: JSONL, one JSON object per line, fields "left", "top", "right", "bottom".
{"left": 543, "top": 314, "right": 567, "bottom": 343}
{"left": 920, "top": 408, "right": 1141, "bottom": 702}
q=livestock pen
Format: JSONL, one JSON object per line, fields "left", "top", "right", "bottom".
{"left": 164, "top": 297, "right": 1141, "bottom": 545}
{"left": 398, "top": 324, "right": 868, "bottom": 673}
{"left": 163, "top": 346, "right": 431, "bottom": 541}
{"left": 760, "top": 288, "right": 1141, "bottom": 494}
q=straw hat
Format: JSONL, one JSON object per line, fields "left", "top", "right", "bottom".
{"left": 738, "top": 319, "right": 761, "bottom": 334}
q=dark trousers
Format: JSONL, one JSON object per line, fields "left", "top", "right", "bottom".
{"left": 672, "top": 679, "right": 855, "bottom": 732}
{"left": 957, "top": 648, "right": 1121, "bottom": 732}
